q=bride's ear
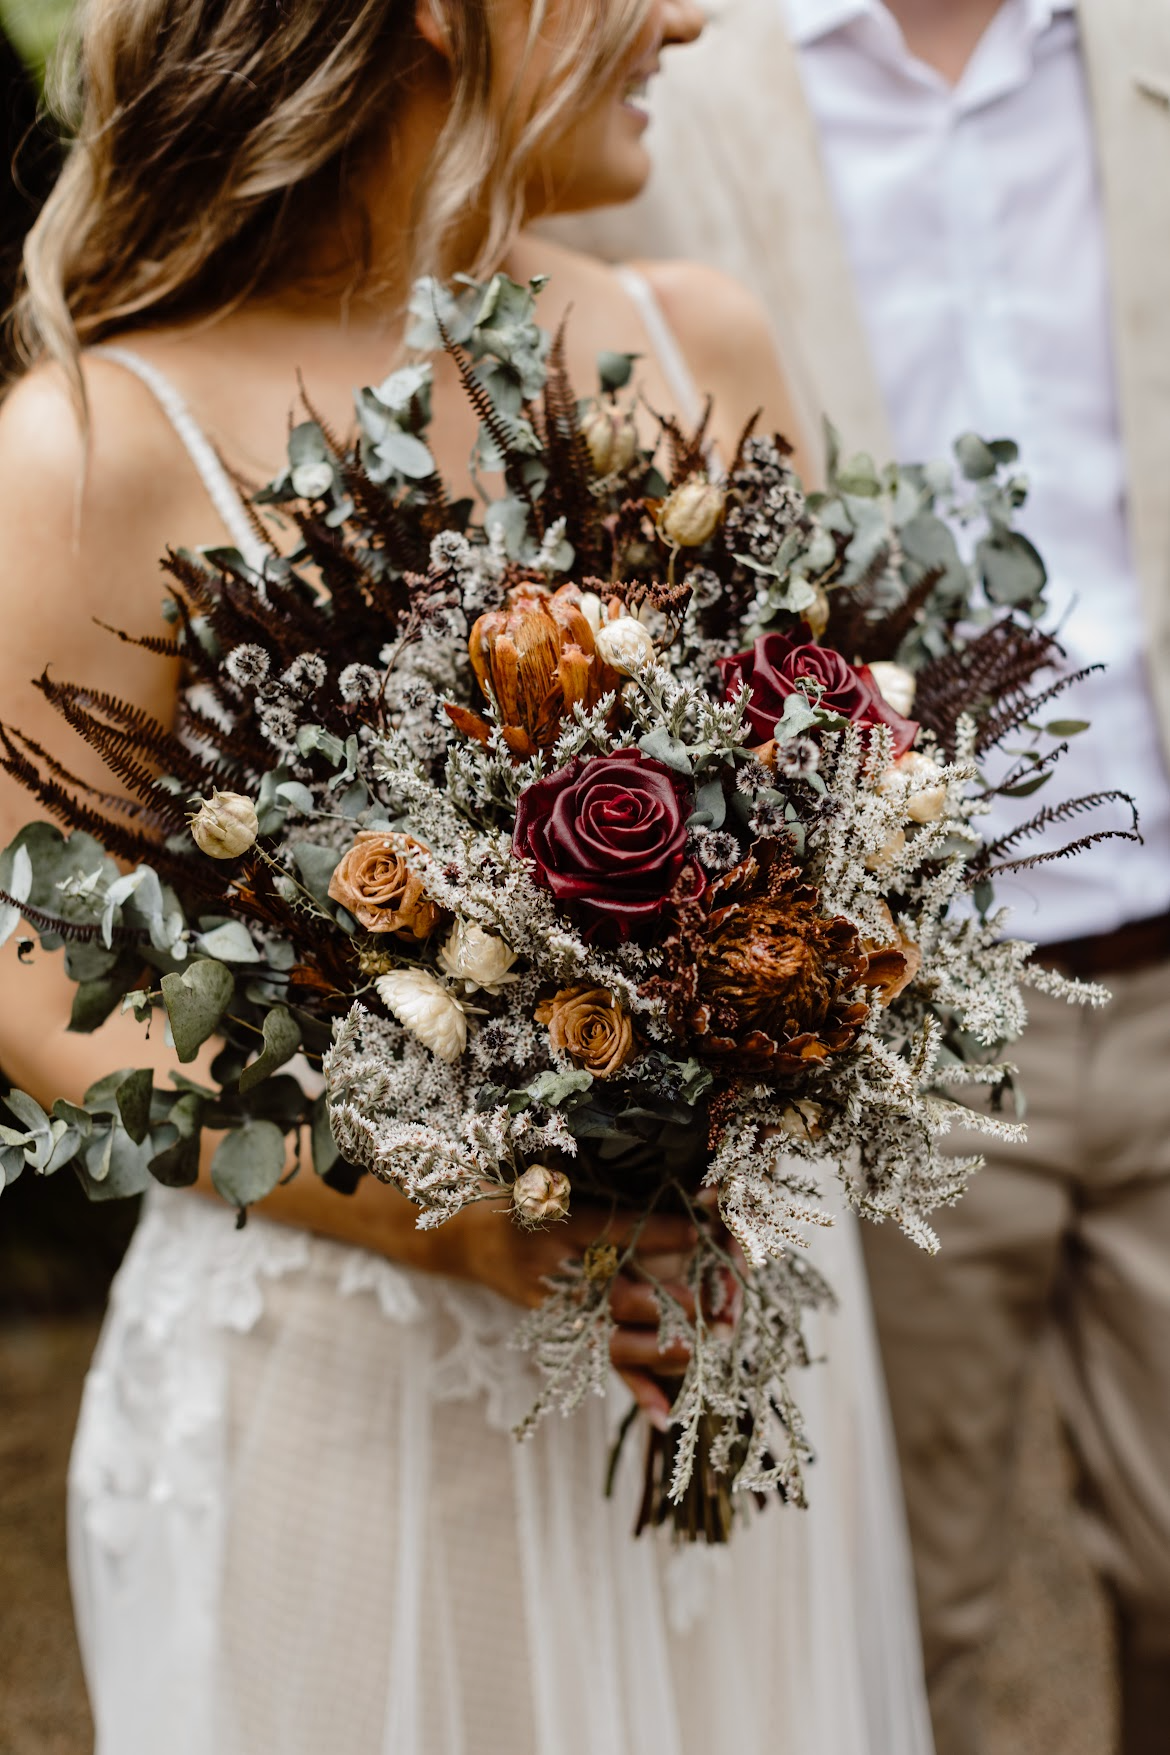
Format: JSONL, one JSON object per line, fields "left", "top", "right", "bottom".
{"left": 415, "top": 0, "right": 453, "bottom": 60}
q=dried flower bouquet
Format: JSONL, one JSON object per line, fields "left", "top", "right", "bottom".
{"left": 0, "top": 273, "right": 1134, "bottom": 1541}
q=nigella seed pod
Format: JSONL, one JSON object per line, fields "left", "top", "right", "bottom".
{"left": 512, "top": 1164, "right": 571, "bottom": 1224}
{"left": 658, "top": 476, "right": 726, "bottom": 548}
{"left": 189, "top": 790, "right": 259, "bottom": 859}
{"left": 580, "top": 405, "right": 638, "bottom": 476}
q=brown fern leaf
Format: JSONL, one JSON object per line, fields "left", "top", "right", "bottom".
{"left": 93, "top": 620, "right": 183, "bottom": 661}
{"left": 539, "top": 317, "right": 603, "bottom": 568}
{"left": 438, "top": 313, "right": 543, "bottom": 536}
{"left": 337, "top": 462, "right": 427, "bottom": 581}
{"left": 36, "top": 678, "right": 238, "bottom": 797}
{"left": 0, "top": 890, "right": 151, "bottom": 946}
{"left": 970, "top": 789, "right": 1139, "bottom": 877}
{"left": 982, "top": 825, "right": 1141, "bottom": 882}
{"left": 976, "top": 663, "right": 1103, "bottom": 757}
{"left": 295, "top": 373, "right": 351, "bottom": 462}
{"left": 727, "top": 411, "right": 764, "bottom": 478}
{"left": 915, "top": 618, "right": 1066, "bottom": 756}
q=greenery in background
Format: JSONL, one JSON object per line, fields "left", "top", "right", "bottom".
{"left": 1, "top": 0, "right": 74, "bottom": 80}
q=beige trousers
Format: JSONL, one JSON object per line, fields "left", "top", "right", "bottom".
{"left": 864, "top": 959, "right": 1170, "bottom": 1755}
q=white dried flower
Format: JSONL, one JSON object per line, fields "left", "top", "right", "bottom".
{"left": 594, "top": 616, "right": 656, "bottom": 674}
{"left": 290, "top": 460, "right": 335, "bottom": 500}
{"left": 580, "top": 405, "right": 638, "bottom": 476}
{"left": 868, "top": 662, "right": 917, "bottom": 719}
{"left": 189, "top": 789, "right": 259, "bottom": 859}
{"left": 577, "top": 590, "right": 605, "bottom": 632}
{"left": 375, "top": 969, "right": 468, "bottom": 1062}
{"left": 513, "top": 1164, "right": 571, "bottom": 1223}
{"left": 437, "top": 920, "right": 520, "bottom": 994}
{"left": 224, "top": 644, "right": 270, "bottom": 689}
{"left": 339, "top": 663, "right": 382, "bottom": 704}
{"left": 881, "top": 751, "right": 948, "bottom": 824}
{"left": 658, "top": 476, "right": 726, "bottom": 548}
{"left": 864, "top": 826, "right": 907, "bottom": 873}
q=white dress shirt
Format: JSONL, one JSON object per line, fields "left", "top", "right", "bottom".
{"left": 785, "top": 0, "right": 1170, "bottom": 943}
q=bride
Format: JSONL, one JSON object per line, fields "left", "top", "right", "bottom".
{"left": 0, "top": 0, "right": 934, "bottom": 1750}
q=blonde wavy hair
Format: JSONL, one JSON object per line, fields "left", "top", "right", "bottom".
{"left": 12, "top": 0, "right": 648, "bottom": 391}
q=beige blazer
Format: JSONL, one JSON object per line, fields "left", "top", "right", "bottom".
{"left": 547, "top": 0, "right": 1170, "bottom": 756}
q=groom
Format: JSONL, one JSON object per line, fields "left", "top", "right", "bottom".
{"left": 554, "top": 2, "right": 1170, "bottom": 1752}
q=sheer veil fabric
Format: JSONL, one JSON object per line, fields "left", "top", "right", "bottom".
{"left": 69, "top": 274, "right": 934, "bottom": 1753}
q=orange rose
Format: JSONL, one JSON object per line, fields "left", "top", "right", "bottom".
{"left": 327, "top": 831, "right": 442, "bottom": 940}
{"left": 534, "top": 985, "right": 635, "bottom": 1079}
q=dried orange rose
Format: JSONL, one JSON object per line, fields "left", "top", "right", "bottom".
{"left": 327, "top": 831, "right": 442, "bottom": 940}
{"left": 535, "top": 985, "right": 635, "bottom": 1079}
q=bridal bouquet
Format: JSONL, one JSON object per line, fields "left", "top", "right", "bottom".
{"left": 0, "top": 274, "right": 1129, "bottom": 1540}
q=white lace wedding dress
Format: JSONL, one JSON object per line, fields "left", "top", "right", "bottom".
{"left": 69, "top": 273, "right": 936, "bottom": 1755}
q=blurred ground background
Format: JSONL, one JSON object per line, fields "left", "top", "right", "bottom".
{"left": 0, "top": 1, "right": 1119, "bottom": 1749}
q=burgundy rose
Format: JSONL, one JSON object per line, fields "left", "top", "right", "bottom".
{"left": 717, "top": 632, "right": 918, "bottom": 756}
{"left": 513, "top": 750, "right": 703, "bottom": 936}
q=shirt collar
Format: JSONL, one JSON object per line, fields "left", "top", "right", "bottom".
{"left": 784, "top": 0, "right": 1076, "bottom": 50}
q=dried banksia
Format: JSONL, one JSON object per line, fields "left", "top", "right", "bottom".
{"left": 690, "top": 845, "right": 891, "bottom": 1074}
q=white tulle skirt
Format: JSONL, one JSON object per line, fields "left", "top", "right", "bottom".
{"left": 68, "top": 1188, "right": 934, "bottom": 1755}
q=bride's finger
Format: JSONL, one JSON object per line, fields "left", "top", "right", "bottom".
{"left": 609, "top": 1276, "right": 696, "bottom": 1325}
{"left": 610, "top": 1327, "right": 691, "bottom": 1371}
{"left": 614, "top": 1367, "right": 673, "bottom": 1432}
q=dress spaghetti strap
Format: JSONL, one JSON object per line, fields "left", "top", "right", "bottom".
{"left": 613, "top": 264, "right": 706, "bottom": 430}
{"left": 91, "top": 345, "right": 273, "bottom": 574}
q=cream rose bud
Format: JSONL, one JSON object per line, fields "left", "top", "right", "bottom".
{"left": 437, "top": 920, "right": 519, "bottom": 994}
{"left": 189, "top": 789, "right": 259, "bottom": 859}
{"left": 880, "top": 752, "right": 948, "bottom": 825}
{"left": 867, "top": 661, "right": 917, "bottom": 719}
{"left": 375, "top": 970, "right": 467, "bottom": 1062}
{"left": 594, "top": 615, "right": 656, "bottom": 675}
{"left": 580, "top": 406, "right": 638, "bottom": 476}
{"left": 658, "top": 477, "right": 726, "bottom": 548}
{"left": 512, "top": 1164, "right": 571, "bottom": 1224}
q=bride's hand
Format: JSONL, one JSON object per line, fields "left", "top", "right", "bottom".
{"left": 430, "top": 1198, "right": 700, "bottom": 1430}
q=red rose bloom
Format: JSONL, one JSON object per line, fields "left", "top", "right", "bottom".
{"left": 717, "top": 632, "right": 918, "bottom": 756}
{"left": 513, "top": 750, "right": 703, "bottom": 936}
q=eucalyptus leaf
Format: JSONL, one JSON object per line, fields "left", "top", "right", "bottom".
{"left": 239, "top": 1007, "right": 302, "bottom": 1094}
{"left": 116, "top": 1068, "right": 154, "bottom": 1145}
{"left": 638, "top": 728, "right": 693, "bottom": 775}
{"left": 77, "top": 1124, "right": 153, "bottom": 1202}
{"left": 688, "top": 779, "right": 728, "bottom": 832}
{"left": 161, "top": 960, "right": 235, "bottom": 1063}
{"left": 977, "top": 531, "right": 1047, "bottom": 608}
{"left": 292, "top": 843, "right": 344, "bottom": 910}
{"left": 954, "top": 433, "right": 998, "bottom": 481}
{"left": 195, "top": 920, "right": 262, "bottom": 964}
{"left": 211, "top": 1119, "right": 288, "bottom": 1209}
{"left": 526, "top": 1068, "right": 594, "bottom": 1108}
{"left": 598, "top": 351, "right": 638, "bottom": 393}
{"left": 1045, "top": 719, "right": 1090, "bottom": 738}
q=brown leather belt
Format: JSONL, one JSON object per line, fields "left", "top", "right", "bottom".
{"left": 1038, "top": 909, "right": 1170, "bottom": 980}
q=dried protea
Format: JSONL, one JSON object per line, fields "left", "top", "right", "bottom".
{"left": 445, "top": 581, "right": 621, "bottom": 759}
{"left": 689, "top": 845, "right": 895, "bottom": 1074}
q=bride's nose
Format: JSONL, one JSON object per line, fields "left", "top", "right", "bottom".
{"left": 661, "top": 0, "right": 705, "bottom": 46}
